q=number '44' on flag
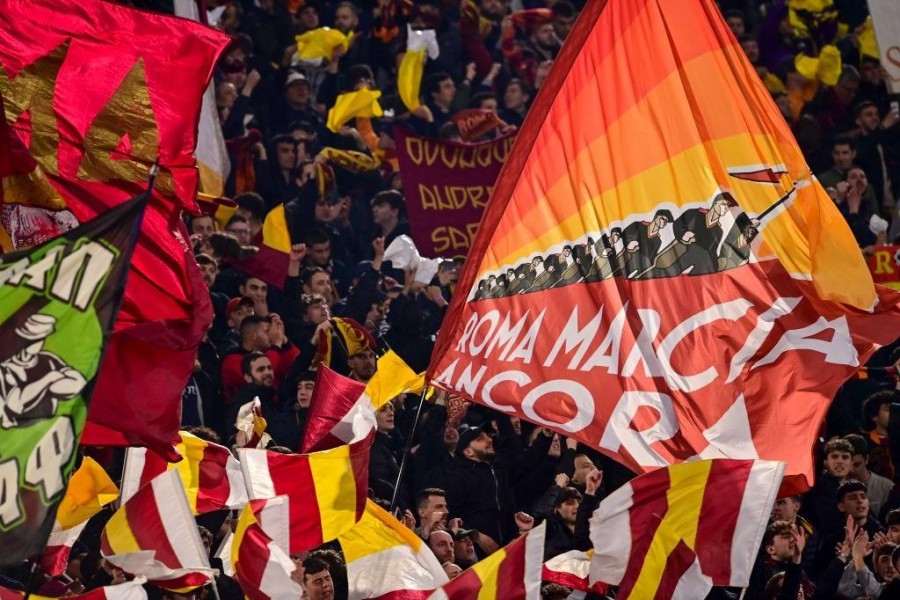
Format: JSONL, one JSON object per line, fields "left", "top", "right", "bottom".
{"left": 0, "top": 195, "right": 145, "bottom": 565}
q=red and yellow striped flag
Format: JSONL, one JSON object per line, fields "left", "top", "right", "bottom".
{"left": 239, "top": 433, "right": 373, "bottom": 553}
{"left": 231, "top": 496, "right": 302, "bottom": 600}
{"left": 428, "top": 0, "right": 900, "bottom": 495}
{"left": 100, "top": 469, "right": 215, "bottom": 591}
{"left": 429, "top": 523, "right": 546, "bottom": 600}
{"left": 589, "top": 459, "right": 784, "bottom": 598}
{"left": 121, "top": 431, "right": 248, "bottom": 514}
{"left": 0, "top": 579, "right": 148, "bottom": 600}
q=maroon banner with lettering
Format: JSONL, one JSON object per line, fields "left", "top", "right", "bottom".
{"left": 868, "top": 245, "right": 900, "bottom": 290}
{"left": 393, "top": 127, "right": 515, "bottom": 257}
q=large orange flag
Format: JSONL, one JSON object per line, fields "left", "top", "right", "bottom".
{"left": 428, "top": 0, "right": 900, "bottom": 493}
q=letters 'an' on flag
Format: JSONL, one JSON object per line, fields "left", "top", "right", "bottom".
{"left": 427, "top": 0, "right": 900, "bottom": 494}
{"left": 338, "top": 500, "right": 449, "bottom": 600}
{"left": 121, "top": 431, "right": 248, "bottom": 514}
{"left": 100, "top": 469, "right": 215, "bottom": 591}
{"left": 0, "top": 0, "right": 230, "bottom": 457}
{"left": 231, "top": 496, "right": 303, "bottom": 600}
{"left": 0, "top": 579, "right": 148, "bottom": 600}
{"left": 588, "top": 459, "right": 784, "bottom": 599}
{"left": 0, "top": 195, "right": 142, "bottom": 565}
{"left": 240, "top": 437, "right": 372, "bottom": 553}
{"left": 429, "top": 523, "right": 545, "bottom": 600}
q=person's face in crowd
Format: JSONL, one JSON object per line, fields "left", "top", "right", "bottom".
{"left": 556, "top": 497, "right": 580, "bottom": 525}
{"left": 418, "top": 494, "right": 448, "bottom": 524}
{"left": 298, "top": 5, "right": 320, "bottom": 30}
{"left": 304, "top": 569, "right": 334, "bottom": 600}
{"left": 315, "top": 199, "right": 340, "bottom": 224}
{"left": 245, "top": 356, "right": 275, "bottom": 387}
{"left": 348, "top": 349, "right": 377, "bottom": 380}
{"left": 285, "top": 81, "right": 311, "bottom": 107}
{"left": 372, "top": 201, "right": 399, "bottom": 226}
{"left": 305, "top": 301, "right": 330, "bottom": 325}
{"left": 532, "top": 23, "right": 557, "bottom": 50}
{"left": 740, "top": 39, "right": 760, "bottom": 63}
{"left": 877, "top": 554, "right": 897, "bottom": 582}
{"left": 199, "top": 262, "right": 217, "bottom": 288}
{"left": 306, "top": 271, "right": 334, "bottom": 302}
{"left": 876, "top": 403, "right": 891, "bottom": 431}
{"left": 241, "top": 277, "right": 268, "bottom": 305}
{"left": 572, "top": 455, "right": 597, "bottom": 485}
{"left": 442, "top": 563, "right": 463, "bottom": 580}
{"left": 824, "top": 450, "right": 851, "bottom": 479}
{"left": 766, "top": 530, "right": 794, "bottom": 561}
{"left": 375, "top": 402, "right": 395, "bottom": 432}
{"left": 847, "top": 167, "right": 869, "bottom": 193}
{"left": 860, "top": 60, "right": 884, "bottom": 85}
{"left": 216, "top": 82, "right": 238, "bottom": 109}
{"left": 554, "top": 13, "right": 575, "bottom": 40}
{"left": 504, "top": 82, "right": 529, "bottom": 111}
{"left": 248, "top": 321, "right": 272, "bottom": 351}
{"left": 478, "top": 0, "right": 506, "bottom": 19}
{"left": 226, "top": 221, "right": 252, "bottom": 245}
{"left": 850, "top": 454, "right": 869, "bottom": 480}
{"left": 191, "top": 216, "right": 216, "bottom": 240}
{"left": 429, "top": 531, "right": 455, "bottom": 564}
{"left": 334, "top": 5, "right": 358, "bottom": 33}
{"left": 454, "top": 535, "right": 476, "bottom": 562}
{"left": 366, "top": 301, "right": 386, "bottom": 328}
{"left": 888, "top": 522, "right": 900, "bottom": 543}
{"left": 479, "top": 97, "right": 498, "bottom": 113}
{"left": 856, "top": 105, "right": 881, "bottom": 134}
{"left": 831, "top": 143, "right": 856, "bottom": 171}
{"left": 432, "top": 78, "right": 456, "bottom": 107}
{"left": 774, "top": 94, "right": 792, "bottom": 122}
{"left": 199, "top": 528, "right": 213, "bottom": 555}
{"left": 839, "top": 490, "right": 870, "bottom": 520}
{"left": 549, "top": 434, "right": 561, "bottom": 456}
{"left": 725, "top": 15, "right": 745, "bottom": 37}
{"left": 297, "top": 379, "right": 315, "bottom": 409}
{"left": 771, "top": 497, "right": 800, "bottom": 522}
{"left": 308, "top": 241, "right": 332, "bottom": 266}
{"left": 228, "top": 304, "right": 254, "bottom": 331}
{"left": 276, "top": 141, "right": 298, "bottom": 171}
{"left": 465, "top": 431, "right": 496, "bottom": 462}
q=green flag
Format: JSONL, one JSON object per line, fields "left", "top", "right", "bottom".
{"left": 0, "top": 195, "right": 145, "bottom": 565}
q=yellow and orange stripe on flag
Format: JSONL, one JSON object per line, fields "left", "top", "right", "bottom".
{"left": 100, "top": 470, "right": 215, "bottom": 591}
{"left": 588, "top": 459, "right": 784, "bottom": 598}
{"left": 238, "top": 432, "right": 373, "bottom": 553}
{"left": 429, "top": 522, "right": 545, "bottom": 600}
{"left": 120, "top": 431, "right": 248, "bottom": 515}
{"left": 428, "top": 0, "right": 900, "bottom": 495}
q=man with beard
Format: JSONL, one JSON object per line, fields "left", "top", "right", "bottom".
{"left": 672, "top": 193, "right": 753, "bottom": 276}
{"left": 622, "top": 210, "right": 673, "bottom": 278}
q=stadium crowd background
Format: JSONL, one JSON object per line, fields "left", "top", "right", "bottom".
{"left": 5, "top": 0, "right": 900, "bottom": 598}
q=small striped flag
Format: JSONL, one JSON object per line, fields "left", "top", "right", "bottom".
{"left": 429, "top": 523, "right": 546, "bottom": 600}
{"left": 0, "top": 579, "right": 148, "bottom": 600}
{"left": 121, "top": 431, "right": 248, "bottom": 514}
{"left": 100, "top": 469, "right": 215, "bottom": 591}
{"left": 231, "top": 496, "right": 302, "bottom": 600}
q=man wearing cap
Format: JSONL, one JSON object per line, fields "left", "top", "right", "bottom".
{"left": 452, "top": 528, "right": 479, "bottom": 568}
{"left": 217, "top": 296, "right": 255, "bottom": 357}
{"left": 1, "top": 314, "right": 86, "bottom": 428}
{"left": 273, "top": 71, "right": 321, "bottom": 136}
{"left": 446, "top": 418, "right": 521, "bottom": 555}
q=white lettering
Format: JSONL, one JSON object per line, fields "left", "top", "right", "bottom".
{"left": 25, "top": 418, "right": 75, "bottom": 501}
{"left": 599, "top": 391, "right": 679, "bottom": 468}
{"left": 481, "top": 371, "right": 527, "bottom": 413}
{"left": 544, "top": 306, "right": 604, "bottom": 369}
{"left": 521, "top": 380, "right": 595, "bottom": 433}
{"left": 754, "top": 315, "right": 858, "bottom": 369}
{"left": 727, "top": 297, "right": 801, "bottom": 383}
{"left": 580, "top": 304, "right": 628, "bottom": 373}
{"left": 506, "top": 309, "right": 545, "bottom": 363}
{"left": 0, "top": 459, "right": 21, "bottom": 528}
{"left": 51, "top": 241, "right": 116, "bottom": 310}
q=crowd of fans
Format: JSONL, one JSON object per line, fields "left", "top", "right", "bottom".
{"left": 4, "top": 0, "right": 900, "bottom": 598}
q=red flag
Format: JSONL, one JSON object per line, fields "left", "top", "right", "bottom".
{"left": 0, "top": 0, "right": 230, "bottom": 455}
{"left": 427, "top": 0, "right": 900, "bottom": 494}
{"left": 301, "top": 366, "right": 367, "bottom": 452}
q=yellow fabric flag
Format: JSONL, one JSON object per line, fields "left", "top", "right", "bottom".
{"left": 262, "top": 204, "right": 292, "bottom": 253}
{"left": 795, "top": 45, "right": 842, "bottom": 86}
{"left": 296, "top": 28, "right": 354, "bottom": 64}
{"left": 398, "top": 48, "right": 427, "bottom": 112}
{"left": 365, "top": 350, "right": 426, "bottom": 408}
{"left": 56, "top": 457, "right": 119, "bottom": 530}
{"left": 327, "top": 89, "right": 384, "bottom": 133}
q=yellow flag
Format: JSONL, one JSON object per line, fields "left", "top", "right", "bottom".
{"left": 56, "top": 457, "right": 119, "bottom": 530}
{"left": 365, "top": 350, "right": 426, "bottom": 408}
{"left": 327, "top": 89, "right": 384, "bottom": 133}
{"left": 398, "top": 48, "right": 427, "bottom": 112}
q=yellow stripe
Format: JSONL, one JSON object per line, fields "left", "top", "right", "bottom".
{"left": 171, "top": 433, "right": 206, "bottom": 515}
{"left": 340, "top": 500, "right": 422, "bottom": 563}
{"left": 262, "top": 204, "right": 292, "bottom": 253}
{"left": 105, "top": 503, "right": 142, "bottom": 554}
{"left": 365, "top": 351, "right": 422, "bottom": 409}
{"left": 57, "top": 456, "right": 119, "bottom": 529}
{"left": 309, "top": 444, "right": 358, "bottom": 541}
{"left": 629, "top": 460, "right": 713, "bottom": 597}
{"left": 472, "top": 548, "right": 505, "bottom": 600}
{"left": 231, "top": 503, "right": 255, "bottom": 573}
{"left": 197, "top": 160, "right": 225, "bottom": 198}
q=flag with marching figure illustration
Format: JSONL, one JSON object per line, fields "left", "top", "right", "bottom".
{"left": 121, "top": 431, "right": 248, "bottom": 514}
{"left": 231, "top": 496, "right": 302, "bottom": 600}
{"left": 588, "top": 459, "right": 784, "bottom": 598}
{"left": 100, "top": 469, "right": 215, "bottom": 591}
{"left": 427, "top": 0, "right": 900, "bottom": 495}
{"left": 337, "top": 500, "right": 448, "bottom": 599}
{"left": 0, "top": 579, "right": 148, "bottom": 600}
{"left": 0, "top": 194, "right": 142, "bottom": 565}
{"left": 429, "top": 523, "right": 545, "bottom": 600}
{"left": 42, "top": 457, "right": 119, "bottom": 576}
{"left": 239, "top": 435, "right": 372, "bottom": 553}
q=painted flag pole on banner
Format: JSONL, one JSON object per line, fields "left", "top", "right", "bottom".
{"left": 426, "top": 0, "right": 900, "bottom": 495}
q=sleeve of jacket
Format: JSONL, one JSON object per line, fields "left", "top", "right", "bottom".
{"left": 776, "top": 562, "right": 803, "bottom": 600}
{"left": 532, "top": 483, "right": 564, "bottom": 520}
{"left": 573, "top": 494, "right": 600, "bottom": 552}
{"left": 344, "top": 267, "right": 382, "bottom": 325}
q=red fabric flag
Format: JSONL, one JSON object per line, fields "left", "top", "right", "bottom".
{"left": 427, "top": 0, "right": 900, "bottom": 494}
{"left": 0, "top": 0, "right": 230, "bottom": 455}
{"left": 301, "top": 366, "right": 367, "bottom": 452}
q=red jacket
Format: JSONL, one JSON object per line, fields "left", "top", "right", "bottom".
{"left": 221, "top": 343, "right": 300, "bottom": 402}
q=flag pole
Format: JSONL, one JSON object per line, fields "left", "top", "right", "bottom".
{"left": 21, "top": 560, "right": 40, "bottom": 600}
{"left": 389, "top": 385, "right": 429, "bottom": 512}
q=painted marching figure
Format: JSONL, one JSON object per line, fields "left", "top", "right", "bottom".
{"left": 0, "top": 314, "right": 87, "bottom": 428}
{"left": 623, "top": 210, "right": 673, "bottom": 278}
{"left": 672, "top": 192, "right": 754, "bottom": 276}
